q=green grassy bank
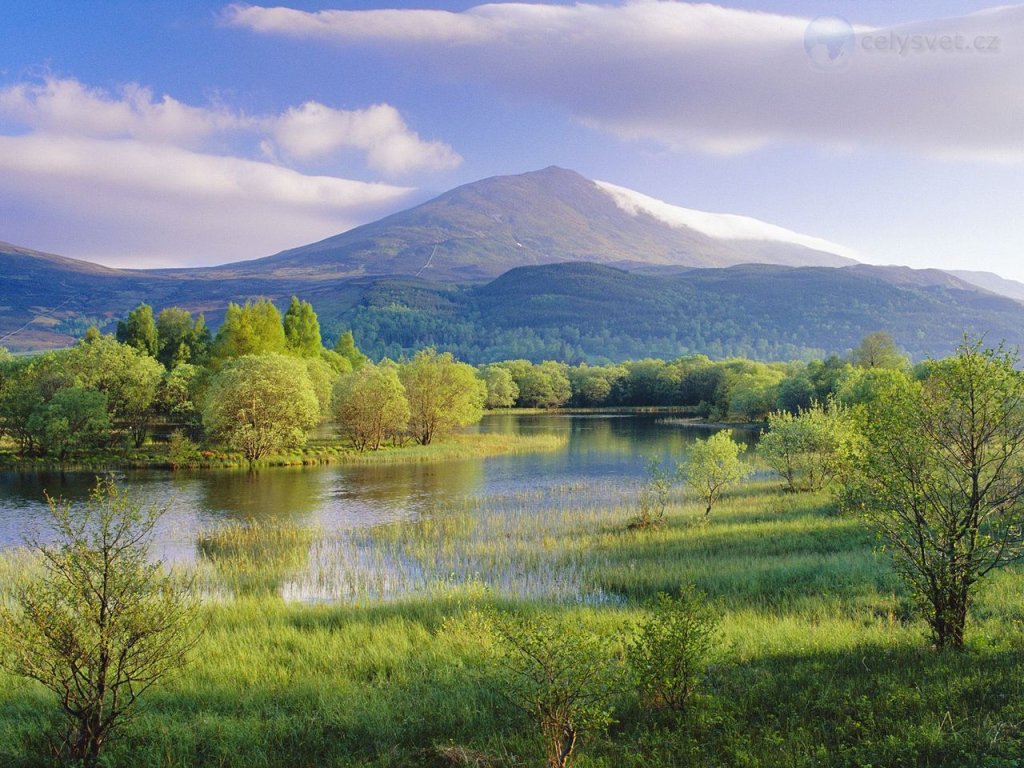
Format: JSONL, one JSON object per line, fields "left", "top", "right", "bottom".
{"left": 0, "top": 431, "right": 567, "bottom": 472}
{"left": 3, "top": 482, "right": 1024, "bottom": 767}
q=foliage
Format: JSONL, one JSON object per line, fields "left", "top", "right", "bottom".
{"left": 302, "top": 356, "right": 341, "bottom": 422}
{"left": 479, "top": 365, "right": 519, "bottom": 409}
{"left": 157, "top": 363, "right": 207, "bottom": 439}
{"left": 155, "top": 307, "right": 210, "bottom": 369}
{"left": 759, "top": 401, "right": 861, "bottom": 492}
{"left": 66, "top": 334, "right": 164, "bottom": 448}
{"left": 628, "top": 586, "right": 720, "bottom": 712}
{"left": 333, "top": 330, "right": 368, "bottom": 370}
{"left": 167, "top": 429, "right": 201, "bottom": 469}
{"left": 629, "top": 458, "right": 672, "bottom": 531}
{"left": 26, "top": 386, "right": 110, "bottom": 461}
{"left": 0, "top": 477, "right": 201, "bottom": 766}
{"left": 115, "top": 303, "right": 158, "bottom": 357}
{"left": 499, "top": 360, "right": 572, "bottom": 409}
{"left": 846, "top": 339, "right": 1024, "bottom": 649}
{"left": 212, "top": 299, "right": 287, "bottom": 362}
{"left": 481, "top": 609, "right": 621, "bottom": 768}
{"left": 400, "top": 349, "right": 485, "bottom": 445}
{"left": 680, "top": 431, "right": 748, "bottom": 520}
{"left": 283, "top": 296, "right": 323, "bottom": 358}
{"left": 202, "top": 354, "right": 320, "bottom": 466}
{"left": 332, "top": 362, "right": 410, "bottom": 451}
{"left": 850, "top": 331, "right": 907, "bottom": 370}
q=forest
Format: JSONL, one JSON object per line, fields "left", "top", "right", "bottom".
{"left": 0, "top": 295, "right": 914, "bottom": 468}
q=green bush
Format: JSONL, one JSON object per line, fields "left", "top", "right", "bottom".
{"left": 628, "top": 586, "right": 720, "bottom": 713}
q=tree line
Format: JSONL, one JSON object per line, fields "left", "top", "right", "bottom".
{"left": 0, "top": 298, "right": 488, "bottom": 466}
{"left": 0, "top": 299, "right": 913, "bottom": 467}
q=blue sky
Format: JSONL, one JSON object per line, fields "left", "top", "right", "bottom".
{"left": 1, "top": 1, "right": 1021, "bottom": 280}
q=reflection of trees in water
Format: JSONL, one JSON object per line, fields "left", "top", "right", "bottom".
{"left": 196, "top": 518, "right": 314, "bottom": 597}
{"left": 0, "top": 470, "right": 102, "bottom": 506}
{"left": 198, "top": 467, "right": 325, "bottom": 522}
{"left": 338, "top": 458, "right": 483, "bottom": 507}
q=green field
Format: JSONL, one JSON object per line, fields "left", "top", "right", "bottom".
{"left": 3, "top": 479, "right": 1024, "bottom": 767}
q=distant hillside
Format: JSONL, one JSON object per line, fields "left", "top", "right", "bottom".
{"left": 2, "top": 165, "right": 1021, "bottom": 362}
{"left": 223, "top": 166, "right": 856, "bottom": 281}
{"left": 949, "top": 270, "right": 1024, "bottom": 303}
{"left": 338, "top": 262, "right": 1024, "bottom": 362}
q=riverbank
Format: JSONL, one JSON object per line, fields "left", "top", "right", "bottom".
{"left": 0, "top": 431, "right": 568, "bottom": 472}
{"left": 3, "top": 480, "right": 1023, "bottom": 767}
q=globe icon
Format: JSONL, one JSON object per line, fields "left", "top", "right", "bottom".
{"left": 804, "top": 16, "right": 855, "bottom": 71}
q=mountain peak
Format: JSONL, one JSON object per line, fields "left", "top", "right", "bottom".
{"left": 238, "top": 167, "right": 856, "bottom": 280}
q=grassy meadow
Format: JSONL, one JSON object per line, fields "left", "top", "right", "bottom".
{"left": 3, "top": 477, "right": 1024, "bottom": 766}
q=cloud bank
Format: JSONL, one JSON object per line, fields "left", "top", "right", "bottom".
{"left": 595, "top": 180, "right": 860, "bottom": 260}
{"left": 0, "top": 77, "right": 461, "bottom": 266}
{"left": 225, "top": 1, "right": 1024, "bottom": 162}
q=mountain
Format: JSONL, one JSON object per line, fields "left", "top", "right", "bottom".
{"left": 343, "top": 262, "right": 1024, "bottom": 362}
{"left": 220, "top": 166, "right": 856, "bottom": 281}
{"left": 2, "top": 167, "right": 1022, "bottom": 361}
{"left": 949, "top": 270, "right": 1024, "bottom": 303}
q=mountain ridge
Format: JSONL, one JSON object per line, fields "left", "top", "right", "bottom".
{"left": 1, "top": 167, "right": 1021, "bottom": 360}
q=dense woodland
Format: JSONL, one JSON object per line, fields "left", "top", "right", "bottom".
{"left": 0, "top": 293, "right": 919, "bottom": 467}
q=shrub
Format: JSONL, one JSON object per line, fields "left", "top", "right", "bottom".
{"left": 629, "top": 587, "right": 720, "bottom": 712}
{"left": 483, "top": 610, "right": 622, "bottom": 768}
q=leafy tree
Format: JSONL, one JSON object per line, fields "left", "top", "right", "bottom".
{"left": 515, "top": 361, "right": 572, "bottom": 409}
{"left": 27, "top": 387, "right": 110, "bottom": 461}
{"left": 0, "top": 353, "right": 66, "bottom": 455}
{"left": 66, "top": 335, "right": 164, "bottom": 447}
{"left": 0, "top": 478, "right": 201, "bottom": 766}
{"left": 727, "top": 364, "right": 786, "bottom": 421}
{"left": 680, "top": 431, "right": 749, "bottom": 520}
{"left": 759, "top": 401, "right": 861, "bottom": 492}
{"left": 836, "top": 366, "right": 912, "bottom": 408}
{"left": 157, "top": 363, "right": 208, "bottom": 440}
{"left": 399, "top": 348, "right": 485, "bottom": 445}
{"left": 332, "top": 362, "right": 410, "bottom": 451}
{"left": 774, "top": 367, "right": 815, "bottom": 413}
{"left": 480, "top": 365, "right": 519, "bottom": 409}
{"left": 846, "top": 340, "right": 1024, "bottom": 649}
{"left": 851, "top": 331, "right": 907, "bottom": 370}
{"left": 115, "top": 303, "right": 158, "bottom": 358}
{"left": 167, "top": 430, "right": 201, "bottom": 470}
{"left": 212, "top": 299, "right": 286, "bottom": 362}
{"left": 568, "top": 364, "right": 625, "bottom": 407}
{"left": 629, "top": 586, "right": 720, "bottom": 712}
{"left": 482, "top": 610, "right": 620, "bottom": 768}
{"left": 202, "top": 354, "right": 320, "bottom": 467}
{"left": 334, "top": 330, "right": 368, "bottom": 370}
{"left": 155, "top": 307, "right": 210, "bottom": 369}
{"left": 283, "top": 296, "right": 323, "bottom": 357}
{"left": 319, "top": 349, "right": 355, "bottom": 378}
{"left": 303, "top": 356, "right": 341, "bottom": 422}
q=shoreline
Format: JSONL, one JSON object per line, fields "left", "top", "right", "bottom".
{"left": 0, "top": 431, "right": 567, "bottom": 473}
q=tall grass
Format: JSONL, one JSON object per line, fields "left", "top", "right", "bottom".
{"left": 3, "top": 476, "right": 1024, "bottom": 767}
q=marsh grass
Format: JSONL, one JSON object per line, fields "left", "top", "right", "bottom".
{"left": 0, "top": 431, "right": 567, "bottom": 472}
{"left": 4, "top": 476, "right": 1024, "bottom": 766}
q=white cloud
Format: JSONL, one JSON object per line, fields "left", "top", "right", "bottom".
{"left": 268, "top": 102, "right": 462, "bottom": 175}
{"left": 0, "top": 75, "right": 461, "bottom": 176}
{"left": 0, "top": 76, "right": 461, "bottom": 266}
{"left": 595, "top": 180, "right": 860, "bottom": 260}
{"left": 0, "top": 77, "right": 247, "bottom": 147}
{"left": 0, "top": 133, "right": 416, "bottom": 267}
{"left": 225, "top": 1, "right": 1024, "bottom": 162}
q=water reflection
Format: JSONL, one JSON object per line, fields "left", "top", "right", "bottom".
{"left": 0, "top": 414, "right": 757, "bottom": 600}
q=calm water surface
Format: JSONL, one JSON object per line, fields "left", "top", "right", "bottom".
{"left": 0, "top": 414, "right": 753, "bottom": 601}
